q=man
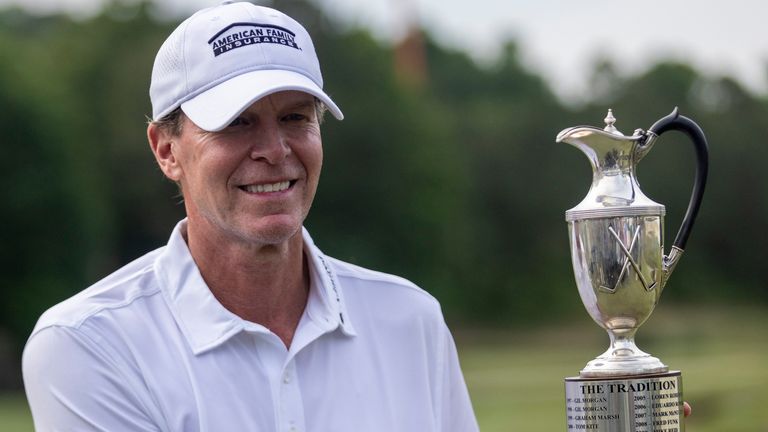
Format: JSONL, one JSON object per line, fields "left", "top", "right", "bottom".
{"left": 22, "top": 2, "right": 479, "bottom": 431}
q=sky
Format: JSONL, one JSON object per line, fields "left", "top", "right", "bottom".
{"left": 4, "top": 0, "right": 767, "bottom": 103}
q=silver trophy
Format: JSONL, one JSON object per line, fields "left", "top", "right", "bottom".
{"left": 559, "top": 108, "right": 708, "bottom": 431}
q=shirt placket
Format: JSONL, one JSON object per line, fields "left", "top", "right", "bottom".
{"left": 279, "top": 358, "right": 306, "bottom": 432}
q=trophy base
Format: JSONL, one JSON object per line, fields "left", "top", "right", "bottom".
{"left": 581, "top": 349, "right": 668, "bottom": 378}
{"left": 564, "top": 371, "right": 683, "bottom": 432}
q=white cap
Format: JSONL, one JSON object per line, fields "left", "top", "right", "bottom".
{"left": 149, "top": 1, "right": 343, "bottom": 131}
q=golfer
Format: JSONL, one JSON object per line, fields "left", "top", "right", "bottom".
{"left": 22, "top": 2, "right": 479, "bottom": 431}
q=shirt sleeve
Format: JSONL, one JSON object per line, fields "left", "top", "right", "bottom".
{"left": 437, "top": 322, "right": 480, "bottom": 432}
{"left": 22, "top": 325, "right": 162, "bottom": 432}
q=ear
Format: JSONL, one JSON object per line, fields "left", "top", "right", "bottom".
{"left": 147, "top": 123, "right": 183, "bottom": 182}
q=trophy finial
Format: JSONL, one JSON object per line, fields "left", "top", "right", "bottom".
{"left": 604, "top": 109, "right": 618, "bottom": 133}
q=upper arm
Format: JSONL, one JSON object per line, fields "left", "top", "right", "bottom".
{"left": 436, "top": 321, "right": 480, "bottom": 432}
{"left": 23, "top": 325, "right": 162, "bottom": 432}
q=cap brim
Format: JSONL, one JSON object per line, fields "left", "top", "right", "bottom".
{"left": 181, "top": 69, "right": 343, "bottom": 132}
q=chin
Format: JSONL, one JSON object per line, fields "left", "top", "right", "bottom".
{"left": 240, "top": 216, "right": 303, "bottom": 245}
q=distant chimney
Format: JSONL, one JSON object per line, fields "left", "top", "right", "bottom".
{"left": 394, "top": 27, "right": 428, "bottom": 89}
{"left": 391, "top": 0, "right": 427, "bottom": 89}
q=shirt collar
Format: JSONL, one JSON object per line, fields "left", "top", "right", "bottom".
{"left": 155, "top": 220, "right": 355, "bottom": 355}
{"left": 301, "top": 226, "right": 356, "bottom": 338}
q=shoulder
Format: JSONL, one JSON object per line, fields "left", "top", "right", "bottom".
{"left": 329, "top": 257, "right": 437, "bottom": 301}
{"left": 327, "top": 256, "right": 444, "bottom": 320}
{"left": 29, "top": 248, "right": 165, "bottom": 338}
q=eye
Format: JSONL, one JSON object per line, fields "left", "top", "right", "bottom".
{"left": 227, "top": 116, "right": 249, "bottom": 128}
{"left": 282, "top": 113, "right": 307, "bottom": 122}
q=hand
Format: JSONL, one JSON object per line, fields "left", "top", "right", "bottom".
{"left": 683, "top": 401, "right": 692, "bottom": 417}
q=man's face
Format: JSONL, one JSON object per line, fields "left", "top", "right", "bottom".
{"left": 167, "top": 90, "right": 323, "bottom": 246}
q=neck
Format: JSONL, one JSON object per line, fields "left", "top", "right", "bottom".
{"left": 183, "top": 219, "right": 309, "bottom": 348}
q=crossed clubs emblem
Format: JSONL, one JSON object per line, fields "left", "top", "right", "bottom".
{"left": 599, "top": 226, "right": 657, "bottom": 293}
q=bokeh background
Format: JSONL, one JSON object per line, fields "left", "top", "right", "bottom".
{"left": 1, "top": 0, "right": 767, "bottom": 430}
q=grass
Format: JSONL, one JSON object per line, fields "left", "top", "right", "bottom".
{"left": 0, "top": 393, "right": 32, "bottom": 432}
{"left": 458, "top": 304, "right": 768, "bottom": 431}
{"left": 3, "top": 305, "right": 766, "bottom": 431}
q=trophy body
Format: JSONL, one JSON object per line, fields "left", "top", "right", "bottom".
{"left": 558, "top": 109, "right": 708, "bottom": 431}
{"left": 565, "top": 214, "right": 685, "bottom": 432}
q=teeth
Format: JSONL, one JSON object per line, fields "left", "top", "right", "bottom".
{"left": 244, "top": 181, "right": 290, "bottom": 193}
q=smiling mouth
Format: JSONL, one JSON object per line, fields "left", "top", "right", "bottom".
{"left": 239, "top": 180, "right": 295, "bottom": 194}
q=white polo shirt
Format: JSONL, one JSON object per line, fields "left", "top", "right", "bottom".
{"left": 23, "top": 220, "right": 479, "bottom": 432}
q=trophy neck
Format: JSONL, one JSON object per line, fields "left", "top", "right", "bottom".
{"left": 561, "top": 131, "right": 665, "bottom": 221}
{"left": 580, "top": 330, "right": 669, "bottom": 378}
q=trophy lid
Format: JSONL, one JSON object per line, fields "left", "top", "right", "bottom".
{"left": 558, "top": 110, "right": 665, "bottom": 222}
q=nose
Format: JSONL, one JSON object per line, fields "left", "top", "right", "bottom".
{"left": 249, "top": 121, "right": 290, "bottom": 164}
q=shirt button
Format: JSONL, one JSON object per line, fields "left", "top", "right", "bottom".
{"left": 283, "top": 373, "right": 291, "bottom": 384}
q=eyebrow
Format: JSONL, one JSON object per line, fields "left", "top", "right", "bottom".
{"left": 282, "top": 99, "right": 315, "bottom": 111}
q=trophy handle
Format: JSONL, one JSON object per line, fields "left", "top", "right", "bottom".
{"left": 644, "top": 107, "right": 709, "bottom": 286}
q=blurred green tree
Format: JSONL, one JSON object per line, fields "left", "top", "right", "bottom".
{"left": 0, "top": 1, "right": 765, "bottom": 381}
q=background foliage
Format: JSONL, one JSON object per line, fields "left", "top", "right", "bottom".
{"left": 1, "top": 0, "right": 766, "bottom": 389}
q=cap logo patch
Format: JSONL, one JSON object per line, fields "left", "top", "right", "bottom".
{"left": 208, "top": 22, "right": 300, "bottom": 57}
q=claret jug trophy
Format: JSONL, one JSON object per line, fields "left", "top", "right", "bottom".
{"left": 558, "top": 108, "right": 708, "bottom": 431}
